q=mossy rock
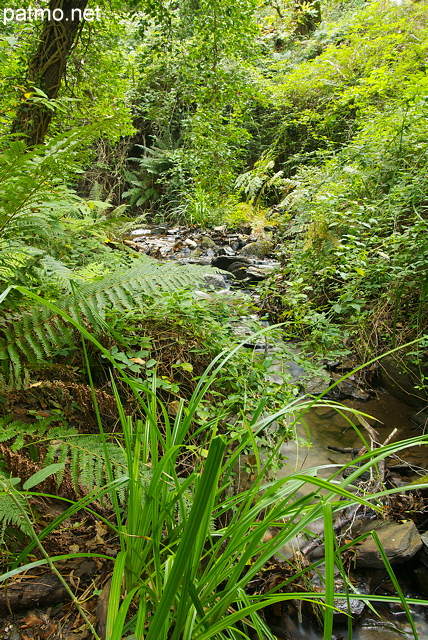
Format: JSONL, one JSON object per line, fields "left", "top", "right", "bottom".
{"left": 239, "top": 240, "right": 274, "bottom": 258}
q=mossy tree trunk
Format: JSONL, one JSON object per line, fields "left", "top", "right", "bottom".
{"left": 11, "top": 0, "right": 88, "bottom": 146}
{"left": 293, "top": 0, "right": 321, "bottom": 35}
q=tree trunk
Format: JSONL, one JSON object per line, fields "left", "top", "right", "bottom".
{"left": 11, "top": 0, "right": 89, "bottom": 146}
{"left": 293, "top": 1, "right": 321, "bottom": 36}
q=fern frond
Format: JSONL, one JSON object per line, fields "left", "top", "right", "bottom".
{"left": 0, "top": 258, "right": 219, "bottom": 387}
{"left": 0, "top": 417, "right": 129, "bottom": 502}
{"left": 0, "top": 244, "right": 45, "bottom": 287}
{"left": 40, "top": 255, "right": 80, "bottom": 293}
{"left": 0, "top": 473, "right": 32, "bottom": 539}
{"left": 88, "top": 181, "right": 104, "bottom": 202}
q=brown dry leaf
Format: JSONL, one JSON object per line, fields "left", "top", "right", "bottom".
{"left": 95, "top": 521, "right": 108, "bottom": 544}
{"left": 167, "top": 400, "right": 180, "bottom": 416}
{"left": 14, "top": 406, "right": 28, "bottom": 415}
{"left": 130, "top": 357, "right": 145, "bottom": 365}
{"left": 21, "top": 614, "right": 44, "bottom": 628}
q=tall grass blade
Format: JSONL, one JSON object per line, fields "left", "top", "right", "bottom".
{"left": 322, "top": 501, "right": 335, "bottom": 640}
{"left": 371, "top": 530, "right": 419, "bottom": 640}
{"left": 145, "top": 436, "right": 226, "bottom": 640}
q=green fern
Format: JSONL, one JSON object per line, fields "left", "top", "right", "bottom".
{"left": 0, "top": 414, "right": 155, "bottom": 540}
{"left": 0, "top": 474, "right": 32, "bottom": 542}
{"left": 0, "top": 130, "right": 221, "bottom": 388}
{"left": 0, "top": 244, "right": 45, "bottom": 286}
{"left": 0, "top": 258, "right": 217, "bottom": 387}
{"left": 0, "top": 416, "right": 135, "bottom": 503}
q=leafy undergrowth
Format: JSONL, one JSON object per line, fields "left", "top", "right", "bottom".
{"left": 0, "top": 297, "right": 427, "bottom": 640}
{"left": 257, "top": 1, "right": 428, "bottom": 385}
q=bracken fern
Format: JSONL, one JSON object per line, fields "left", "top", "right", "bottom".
{"left": 0, "top": 415, "right": 135, "bottom": 507}
{"left": 0, "top": 258, "right": 218, "bottom": 388}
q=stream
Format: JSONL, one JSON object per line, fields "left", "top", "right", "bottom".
{"left": 128, "top": 224, "right": 428, "bottom": 639}
{"left": 280, "top": 392, "right": 428, "bottom": 488}
{"left": 279, "top": 393, "right": 428, "bottom": 639}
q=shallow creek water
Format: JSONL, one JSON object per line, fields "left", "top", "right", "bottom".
{"left": 277, "top": 391, "right": 428, "bottom": 639}
{"left": 128, "top": 226, "right": 428, "bottom": 638}
{"left": 279, "top": 391, "right": 428, "bottom": 483}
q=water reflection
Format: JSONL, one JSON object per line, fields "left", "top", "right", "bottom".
{"left": 274, "top": 390, "right": 428, "bottom": 639}
{"left": 279, "top": 390, "right": 428, "bottom": 480}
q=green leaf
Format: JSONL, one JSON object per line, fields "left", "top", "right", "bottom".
{"left": 23, "top": 463, "right": 66, "bottom": 490}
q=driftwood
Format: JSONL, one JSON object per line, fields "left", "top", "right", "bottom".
{"left": 0, "top": 559, "right": 96, "bottom": 612}
{"left": 328, "top": 445, "right": 362, "bottom": 455}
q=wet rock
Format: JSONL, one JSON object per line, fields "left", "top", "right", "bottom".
{"left": 130, "top": 228, "right": 152, "bottom": 237}
{"left": 352, "top": 519, "right": 423, "bottom": 568}
{"left": 246, "top": 265, "right": 276, "bottom": 282}
{"left": 332, "top": 376, "right": 370, "bottom": 402}
{"left": 266, "top": 373, "right": 285, "bottom": 385}
{"left": 200, "top": 235, "right": 217, "bottom": 250}
{"left": 184, "top": 238, "right": 198, "bottom": 249}
{"left": 304, "top": 375, "right": 332, "bottom": 396}
{"left": 193, "top": 290, "right": 212, "bottom": 300}
{"left": 212, "top": 255, "right": 251, "bottom": 270}
{"left": 228, "top": 261, "right": 253, "bottom": 280}
{"left": 204, "top": 273, "right": 229, "bottom": 290}
{"left": 217, "top": 246, "right": 236, "bottom": 257}
{"left": 179, "top": 257, "right": 211, "bottom": 265}
{"left": 418, "top": 532, "right": 428, "bottom": 569}
{"left": 239, "top": 240, "right": 274, "bottom": 258}
{"left": 379, "top": 354, "right": 428, "bottom": 407}
{"left": 332, "top": 583, "right": 366, "bottom": 623}
{"left": 410, "top": 411, "right": 428, "bottom": 430}
{"left": 152, "top": 225, "right": 168, "bottom": 234}
{"left": 358, "top": 618, "right": 410, "bottom": 639}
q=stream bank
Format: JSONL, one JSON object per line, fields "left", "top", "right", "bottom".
{"left": 1, "top": 223, "right": 427, "bottom": 640}
{"left": 127, "top": 224, "right": 428, "bottom": 639}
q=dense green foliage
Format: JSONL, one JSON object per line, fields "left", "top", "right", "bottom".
{"left": 1, "top": 1, "right": 428, "bottom": 637}
{"left": 122, "top": 0, "right": 428, "bottom": 369}
{"left": 259, "top": 1, "right": 428, "bottom": 365}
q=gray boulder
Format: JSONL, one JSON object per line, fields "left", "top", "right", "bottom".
{"left": 352, "top": 519, "right": 422, "bottom": 568}
{"left": 204, "top": 273, "right": 229, "bottom": 290}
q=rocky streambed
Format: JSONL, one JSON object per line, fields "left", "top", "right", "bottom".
{"left": 127, "top": 224, "right": 279, "bottom": 283}
{"left": 126, "top": 223, "right": 428, "bottom": 639}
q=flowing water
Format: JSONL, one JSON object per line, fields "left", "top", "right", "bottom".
{"left": 276, "top": 391, "right": 428, "bottom": 640}
{"left": 128, "top": 226, "right": 428, "bottom": 638}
